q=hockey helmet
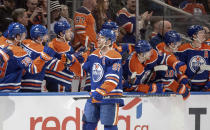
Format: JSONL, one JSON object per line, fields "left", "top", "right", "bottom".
{"left": 135, "top": 40, "right": 152, "bottom": 53}
{"left": 54, "top": 21, "right": 71, "bottom": 35}
{"left": 187, "top": 25, "right": 203, "bottom": 39}
{"left": 7, "top": 22, "right": 26, "bottom": 39}
{"left": 98, "top": 29, "right": 116, "bottom": 44}
{"left": 30, "top": 24, "right": 48, "bottom": 40}
{"left": 164, "top": 30, "right": 181, "bottom": 46}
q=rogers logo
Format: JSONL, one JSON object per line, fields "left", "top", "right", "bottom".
{"left": 30, "top": 98, "right": 148, "bottom": 130}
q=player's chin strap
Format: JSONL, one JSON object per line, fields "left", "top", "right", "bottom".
{"left": 35, "top": 37, "right": 44, "bottom": 45}
{"left": 58, "top": 34, "right": 67, "bottom": 43}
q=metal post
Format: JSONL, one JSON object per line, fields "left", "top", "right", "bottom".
{"left": 47, "top": 0, "right": 51, "bottom": 34}
{"left": 136, "top": 0, "right": 140, "bottom": 41}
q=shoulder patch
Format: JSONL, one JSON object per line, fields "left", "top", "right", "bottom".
{"left": 105, "top": 49, "right": 122, "bottom": 59}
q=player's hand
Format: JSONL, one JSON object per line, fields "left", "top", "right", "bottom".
{"left": 149, "top": 83, "right": 165, "bottom": 93}
{"left": 175, "top": 62, "right": 187, "bottom": 74}
{"left": 74, "top": 52, "right": 84, "bottom": 63}
{"left": 40, "top": 46, "right": 56, "bottom": 61}
{"left": 65, "top": 54, "right": 75, "bottom": 66}
{"left": 136, "top": 84, "right": 150, "bottom": 93}
{"left": 177, "top": 84, "right": 190, "bottom": 100}
{"left": 91, "top": 91, "right": 104, "bottom": 103}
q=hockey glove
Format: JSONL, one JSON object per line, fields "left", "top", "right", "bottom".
{"left": 40, "top": 46, "right": 56, "bottom": 61}
{"left": 177, "top": 84, "right": 190, "bottom": 100}
{"left": 136, "top": 83, "right": 164, "bottom": 93}
{"left": 65, "top": 54, "right": 76, "bottom": 66}
{"left": 123, "top": 81, "right": 136, "bottom": 92}
{"left": 91, "top": 88, "right": 107, "bottom": 103}
{"left": 74, "top": 52, "right": 84, "bottom": 63}
{"left": 175, "top": 61, "right": 187, "bottom": 75}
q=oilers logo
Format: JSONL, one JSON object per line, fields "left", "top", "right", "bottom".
{"left": 92, "top": 63, "right": 104, "bottom": 82}
{"left": 189, "top": 55, "right": 206, "bottom": 74}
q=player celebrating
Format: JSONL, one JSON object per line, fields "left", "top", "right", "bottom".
{"left": 45, "top": 21, "right": 82, "bottom": 92}
{"left": 155, "top": 30, "right": 191, "bottom": 100}
{"left": 176, "top": 25, "right": 210, "bottom": 91}
{"left": 123, "top": 40, "right": 187, "bottom": 95}
{"left": 82, "top": 29, "right": 123, "bottom": 130}
{"left": 20, "top": 24, "right": 72, "bottom": 92}
{"left": 0, "top": 22, "right": 55, "bottom": 92}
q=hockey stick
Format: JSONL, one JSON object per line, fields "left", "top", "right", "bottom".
{"left": 73, "top": 93, "right": 175, "bottom": 101}
{"left": 130, "top": 65, "right": 168, "bottom": 84}
{"left": 143, "top": 65, "right": 168, "bottom": 84}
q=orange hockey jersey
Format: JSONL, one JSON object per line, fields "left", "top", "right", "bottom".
{"left": 73, "top": 6, "right": 97, "bottom": 49}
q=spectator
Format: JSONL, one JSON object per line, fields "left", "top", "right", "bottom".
{"left": 73, "top": 0, "right": 97, "bottom": 50}
{"left": 61, "top": 4, "right": 74, "bottom": 28}
{"left": 0, "top": 0, "right": 15, "bottom": 35}
{"left": 38, "top": 0, "right": 47, "bottom": 16}
{"left": 50, "top": 0, "right": 68, "bottom": 37}
{"left": 26, "top": 0, "right": 46, "bottom": 38}
{"left": 26, "top": 0, "right": 46, "bottom": 25}
{"left": 147, "top": 17, "right": 162, "bottom": 40}
{"left": 12, "top": 8, "right": 28, "bottom": 27}
{"left": 149, "top": 20, "right": 172, "bottom": 48}
{"left": 92, "top": 0, "right": 110, "bottom": 32}
{"left": 179, "top": 0, "right": 207, "bottom": 15}
{"left": 116, "top": 0, "right": 152, "bottom": 44}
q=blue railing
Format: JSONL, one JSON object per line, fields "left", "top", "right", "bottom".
{"left": 0, "top": 92, "right": 210, "bottom": 96}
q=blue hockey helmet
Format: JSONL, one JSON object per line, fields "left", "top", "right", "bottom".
{"left": 102, "top": 21, "right": 119, "bottom": 30}
{"left": 7, "top": 22, "right": 26, "bottom": 39}
{"left": 164, "top": 30, "right": 181, "bottom": 46}
{"left": 99, "top": 29, "right": 116, "bottom": 43}
{"left": 135, "top": 40, "right": 152, "bottom": 53}
{"left": 54, "top": 21, "right": 71, "bottom": 35}
{"left": 30, "top": 24, "right": 48, "bottom": 40}
{"left": 187, "top": 25, "right": 203, "bottom": 39}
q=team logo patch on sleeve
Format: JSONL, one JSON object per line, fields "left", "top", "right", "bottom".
{"left": 92, "top": 63, "right": 104, "bottom": 82}
{"left": 189, "top": 55, "right": 206, "bottom": 74}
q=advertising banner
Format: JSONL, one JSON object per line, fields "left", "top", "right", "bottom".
{"left": 0, "top": 93, "right": 210, "bottom": 130}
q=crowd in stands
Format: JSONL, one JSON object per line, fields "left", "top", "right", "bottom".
{"left": 0, "top": 0, "right": 209, "bottom": 99}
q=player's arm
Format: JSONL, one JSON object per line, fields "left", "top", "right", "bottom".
{"left": 0, "top": 47, "right": 10, "bottom": 78}
{"left": 116, "top": 12, "right": 135, "bottom": 34}
{"left": 20, "top": 46, "right": 55, "bottom": 74}
{"left": 74, "top": 14, "right": 91, "bottom": 48}
{"left": 157, "top": 51, "right": 187, "bottom": 75}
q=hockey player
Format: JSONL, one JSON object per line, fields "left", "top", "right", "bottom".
{"left": 20, "top": 24, "right": 71, "bottom": 92}
{"left": 0, "top": 22, "right": 55, "bottom": 92}
{"left": 155, "top": 30, "right": 191, "bottom": 99}
{"left": 102, "top": 21, "right": 134, "bottom": 56}
{"left": 45, "top": 21, "right": 82, "bottom": 92}
{"left": 123, "top": 40, "right": 187, "bottom": 95}
{"left": 82, "top": 29, "right": 123, "bottom": 130}
{"left": 176, "top": 25, "right": 210, "bottom": 91}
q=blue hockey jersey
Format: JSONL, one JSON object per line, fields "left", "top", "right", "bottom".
{"left": 0, "top": 41, "right": 48, "bottom": 92}
{"left": 176, "top": 43, "right": 210, "bottom": 91}
{"left": 116, "top": 8, "right": 136, "bottom": 44}
{"left": 83, "top": 49, "right": 124, "bottom": 106}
